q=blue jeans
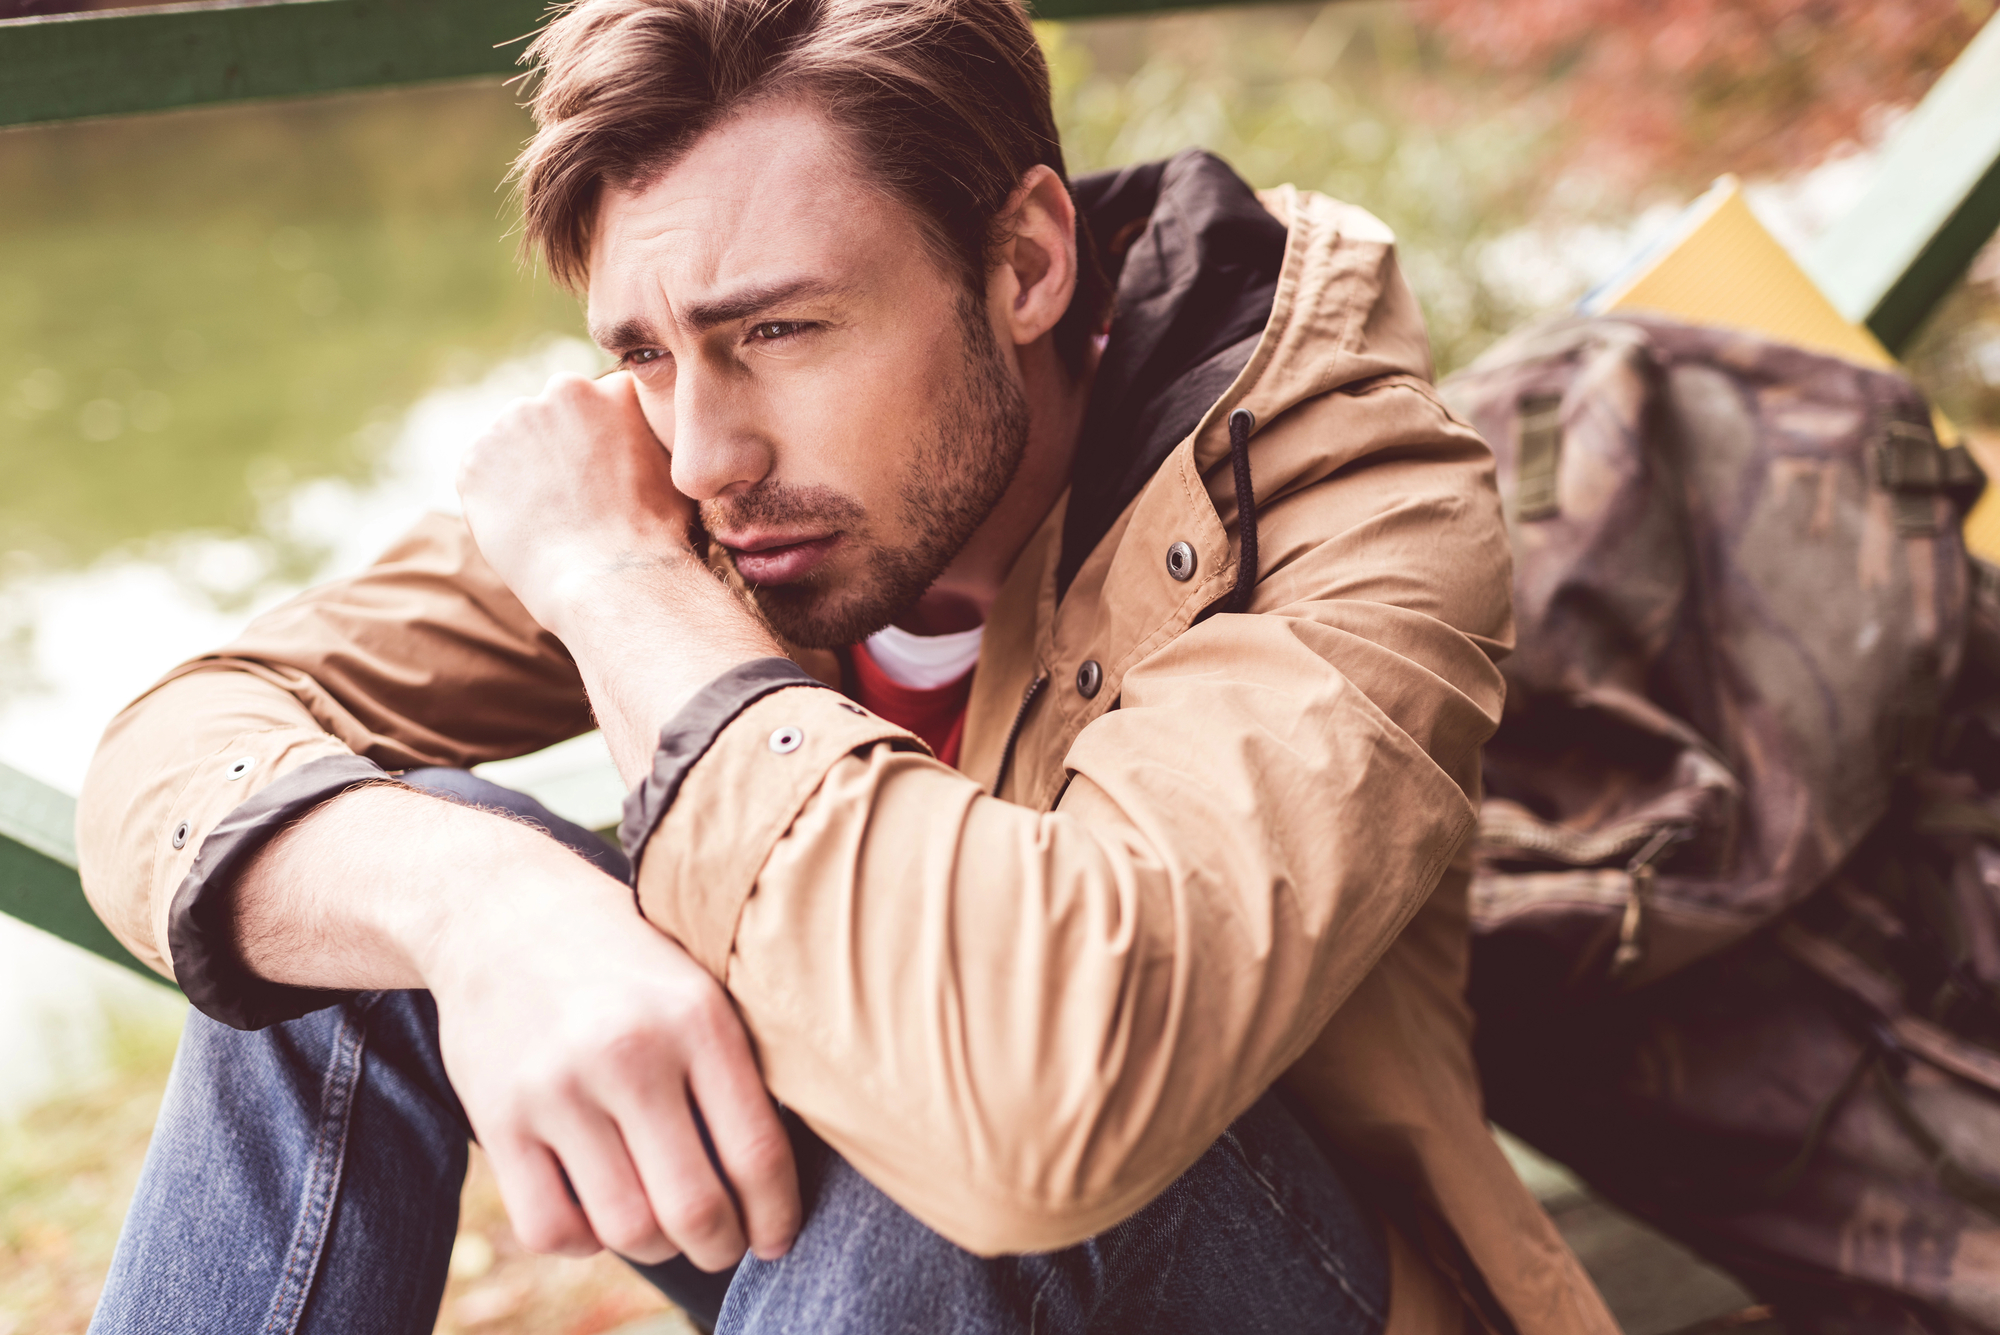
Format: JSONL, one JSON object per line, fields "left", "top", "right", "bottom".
{"left": 91, "top": 771, "right": 1388, "bottom": 1335}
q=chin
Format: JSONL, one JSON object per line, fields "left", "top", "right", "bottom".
{"left": 740, "top": 538, "right": 948, "bottom": 650}
{"left": 748, "top": 582, "right": 896, "bottom": 650}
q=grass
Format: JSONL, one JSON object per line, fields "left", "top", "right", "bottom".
{"left": 0, "top": 1004, "right": 696, "bottom": 1335}
{"left": 0, "top": 1003, "right": 180, "bottom": 1334}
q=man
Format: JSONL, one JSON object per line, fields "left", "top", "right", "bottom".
{"left": 78, "top": 0, "right": 1616, "bottom": 1331}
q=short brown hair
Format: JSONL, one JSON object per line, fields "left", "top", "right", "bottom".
{"left": 513, "top": 0, "right": 1109, "bottom": 372}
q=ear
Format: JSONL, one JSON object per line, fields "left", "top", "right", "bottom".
{"left": 987, "top": 165, "right": 1078, "bottom": 350}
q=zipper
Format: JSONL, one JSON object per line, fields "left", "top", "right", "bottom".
{"left": 1608, "top": 823, "right": 1690, "bottom": 980}
{"left": 990, "top": 673, "right": 1049, "bottom": 800}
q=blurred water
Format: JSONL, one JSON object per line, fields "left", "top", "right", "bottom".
{"left": 0, "top": 336, "right": 601, "bottom": 1116}
{"left": 0, "top": 78, "right": 598, "bottom": 1113}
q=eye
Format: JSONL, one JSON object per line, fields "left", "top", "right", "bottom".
{"left": 620, "top": 347, "right": 669, "bottom": 369}
{"left": 750, "top": 321, "right": 811, "bottom": 342}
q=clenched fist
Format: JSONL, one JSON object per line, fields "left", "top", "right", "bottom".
{"left": 457, "top": 370, "right": 699, "bottom": 643}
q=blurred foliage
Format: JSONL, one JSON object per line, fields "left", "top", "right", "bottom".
{"left": 1408, "top": 0, "right": 1989, "bottom": 193}
{"left": 1045, "top": 2, "right": 1571, "bottom": 376}
{"left": 0, "top": 1001, "right": 181, "bottom": 1334}
{"left": 0, "top": 82, "right": 583, "bottom": 572}
{"left": 1041, "top": 1, "right": 1999, "bottom": 431}
{"left": 1905, "top": 243, "right": 2000, "bottom": 435}
{"left": 1393, "top": 0, "right": 1998, "bottom": 434}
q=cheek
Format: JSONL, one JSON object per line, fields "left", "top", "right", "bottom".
{"left": 762, "top": 374, "right": 901, "bottom": 504}
{"left": 797, "top": 338, "right": 958, "bottom": 497}
{"left": 825, "top": 421, "right": 921, "bottom": 530}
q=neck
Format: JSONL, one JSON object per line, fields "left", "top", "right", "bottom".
{"left": 895, "top": 333, "right": 1097, "bottom": 634}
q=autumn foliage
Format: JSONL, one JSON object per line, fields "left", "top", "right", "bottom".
{"left": 1404, "top": 0, "right": 1985, "bottom": 189}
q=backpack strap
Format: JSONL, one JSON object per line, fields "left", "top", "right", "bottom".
{"left": 1513, "top": 392, "right": 1565, "bottom": 522}
{"left": 1873, "top": 418, "right": 1984, "bottom": 536}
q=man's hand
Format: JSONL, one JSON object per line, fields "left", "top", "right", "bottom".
{"left": 445, "top": 377, "right": 793, "bottom": 1259}
{"left": 457, "top": 370, "right": 783, "bottom": 783}
{"left": 457, "top": 371, "right": 690, "bottom": 641}
{"left": 422, "top": 836, "right": 799, "bottom": 1269}
{"left": 233, "top": 784, "right": 802, "bottom": 1269}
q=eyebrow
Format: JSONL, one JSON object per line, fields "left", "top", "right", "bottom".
{"left": 590, "top": 276, "right": 851, "bottom": 352}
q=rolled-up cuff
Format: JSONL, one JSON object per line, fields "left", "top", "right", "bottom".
{"left": 166, "top": 754, "right": 396, "bottom": 1030}
{"left": 618, "top": 657, "right": 833, "bottom": 872}
{"left": 632, "top": 688, "right": 923, "bottom": 976}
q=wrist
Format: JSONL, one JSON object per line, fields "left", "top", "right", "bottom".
{"left": 537, "top": 540, "right": 707, "bottom": 645}
{"left": 391, "top": 798, "right": 635, "bottom": 992}
{"left": 551, "top": 554, "right": 788, "bottom": 784}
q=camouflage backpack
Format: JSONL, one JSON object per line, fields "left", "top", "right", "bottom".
{"left": 1441, "top": 313, "right": 1980, "bottom": 1000}
{"left": 1442, "top": 314, "right": 2000, "bottom": 1333}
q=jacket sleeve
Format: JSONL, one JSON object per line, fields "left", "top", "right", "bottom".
{"left": 75, "top": 511, "right": 595, "bottom": 1024}
{"left": 626, "top": 382, "right": 1512, "bottom": 1255}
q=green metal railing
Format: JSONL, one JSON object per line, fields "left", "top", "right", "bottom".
{"left": 0, "top": 0, "right": 1264, "bottom": 129}
{"left": 1802, "top": 13, "right": 2000, "bottom": 356}
{"left": 0, "top": 0, "right": 549, "bottom": 128}
{"left": 1, "top": 0, "right": 1997, "bottom": 981}
{"left": 0, "top": 760, "right": 160, "bottom": 982}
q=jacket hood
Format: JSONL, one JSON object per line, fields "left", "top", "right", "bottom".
{"left": 1063, "top": 150, "right": 1288, "bottom": 595}
{"left": 1063, "top": 151, "right": 1438, "bottom": 597}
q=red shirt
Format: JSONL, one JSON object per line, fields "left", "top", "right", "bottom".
{"left": 848, "top": 640, "right": 974, "bottom": 768}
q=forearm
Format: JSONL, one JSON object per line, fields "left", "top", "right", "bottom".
{"left": 633, "top": 609, "right": 1484, "bottom": 1252}
{"left": 230, "top": 782, "right": 633, "bottom": 991}
{"left": 547, "top": 553, "right": 783, "bottom": 786}
{"left": 231, "top": 775, "right": 803, "bottom": 1270}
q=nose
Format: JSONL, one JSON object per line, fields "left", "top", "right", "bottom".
{"left": 667, "top": 364, "right": 772, "bottom": 502}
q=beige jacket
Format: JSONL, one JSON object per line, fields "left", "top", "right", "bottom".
{"left": 77, "top": 172, "right": 1616, "bottom": 1335}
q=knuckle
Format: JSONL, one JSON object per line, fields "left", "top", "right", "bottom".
{"left": 596, "top": 1209, "right": 663, "bottom": 1257}
{"left": 733, "top": 1127, "right": 792, "bottom": 1184}
{"left": 597, "top": 1020, "right": 668, "bottom": 1067}
{"left": 516, "top": 1059, "right": 584, "bottom": 1105}
{"left": 666, "top": 1189, "right": 735, "bottom": 1246}
{"left": 676, "top": 990, "right": 734, "bottom": 1045}
{"left": 515, "top": 1210, "right": 593, "bottom": 1257}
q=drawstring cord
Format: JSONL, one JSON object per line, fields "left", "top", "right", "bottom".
{"left": 1227, "top": 407, "right": 1259, "bottom": 614}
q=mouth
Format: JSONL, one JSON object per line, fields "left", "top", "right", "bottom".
{"left": 717, "top": 531, "right": 842, "bottom": 586}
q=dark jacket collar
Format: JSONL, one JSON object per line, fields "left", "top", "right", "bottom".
{"left": 1060, "top": 150, "right": 1288, "bottom": 596}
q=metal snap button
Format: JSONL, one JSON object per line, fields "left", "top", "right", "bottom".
{"left": 1075, "top": 659, "right": 1103, "bottom": 699}
{"left": 1166, "top": 541, "right": 1197, "bottom": 582}
{"left": 225, "top": 756, "right": 256, "bottom": 781}
{"left": 769, "top": 726, "right": 804, "bottom": 754}
{"left": 172, "top": 821, "right": 190, "bottom": 850}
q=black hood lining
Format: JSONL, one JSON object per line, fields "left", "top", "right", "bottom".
{"left": 1058, "top": 150, "right": 1288, "bottom": 598}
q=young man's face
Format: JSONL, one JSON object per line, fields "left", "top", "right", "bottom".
{"left": 587, "top": 100, "right": 1030, "bottom": 647}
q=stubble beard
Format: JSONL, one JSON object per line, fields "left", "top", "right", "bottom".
{"left": 714, "top": 295, "right": 1031, "bottom": 649}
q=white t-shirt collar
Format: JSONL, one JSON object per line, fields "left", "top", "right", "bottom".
{"left": 863, "top": 622, "right": 984, "bottom": 690}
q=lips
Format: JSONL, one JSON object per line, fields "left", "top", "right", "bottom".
{"left": 719, "top": 532, "right": 841, "bottom": 586}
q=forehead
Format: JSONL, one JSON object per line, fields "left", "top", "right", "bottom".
{"left": 587, "top": 102, "right": 936, "bottom": 319}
